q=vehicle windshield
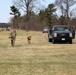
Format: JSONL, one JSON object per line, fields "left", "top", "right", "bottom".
{"left": 54, "top": 26, "right": 70, "bottom": 31}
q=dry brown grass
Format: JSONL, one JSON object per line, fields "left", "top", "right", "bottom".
{"left": 0, "top": 30, "right": 76, "bottom": 75}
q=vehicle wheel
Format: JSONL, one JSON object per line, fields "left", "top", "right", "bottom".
{"left": 69, "top": 39, "right": 72, "bottom": 44}
{"left": 48, "top": 38, "right": 52, "bottom": 42}
{"left": 52, "top": 39, "right": 56, "bottom": 44}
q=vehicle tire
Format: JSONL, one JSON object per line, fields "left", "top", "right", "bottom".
{"left": 48, "top": 38, "right": 52, "bottom": 42}
{"left": 52, "top": 38, "right": 56, "bottom": 44}
{"left": 69, "top": 39, "right": 72, "bottom": 44}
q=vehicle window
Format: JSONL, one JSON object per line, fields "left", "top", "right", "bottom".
{"left": 54, "top": 26, "right": 70, "bottom": 31}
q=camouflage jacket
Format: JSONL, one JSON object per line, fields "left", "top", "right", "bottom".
{"left": 10, "top": 32, "right": 16, "bottom": 40}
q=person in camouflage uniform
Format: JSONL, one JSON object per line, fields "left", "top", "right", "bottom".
{"left": 9, "top": 30, "right": 17, "bottom": 47}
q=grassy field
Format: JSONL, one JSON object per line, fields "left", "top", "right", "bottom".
{"left": 0, "top": 30, "right": 76, "bottom": 75}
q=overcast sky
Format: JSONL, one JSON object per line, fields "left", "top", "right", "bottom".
{"left": 0, "top": 0, "right": 55, "bottom": 23}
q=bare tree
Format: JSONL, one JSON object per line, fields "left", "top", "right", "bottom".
{"left": 13, "top": 0, "right": 45, "bottom": 30}
{"left": 55, "top": 0, "right": 76, "bottom": 25}
{"left": 13, "top": 0, "right": 44, "bottom": 20}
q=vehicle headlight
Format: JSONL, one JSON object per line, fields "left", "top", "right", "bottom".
{"left": 54, "top": 33, "right": 57, "bottom": 37}
{"left": 69, "top": 33, "right": 72, "bottom": 37}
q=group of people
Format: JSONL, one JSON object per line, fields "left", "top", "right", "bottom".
{"left": 9, "top": 29, "right": 31, "bottom": 47}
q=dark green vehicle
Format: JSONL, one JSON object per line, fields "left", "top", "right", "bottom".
{"left": 48, "top": 25, "right": 75, "bottom": 44}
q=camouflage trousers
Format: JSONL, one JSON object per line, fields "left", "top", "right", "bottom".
{"left": 11, "top": 39, "right": 15, "bottom": 47}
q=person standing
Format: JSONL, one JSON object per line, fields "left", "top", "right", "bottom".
{"left": 9, "top": 29, "right": 17, "bottom": 47}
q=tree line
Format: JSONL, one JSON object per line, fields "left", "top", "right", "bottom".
{"left": 9, "top": 0, "right": 76, "bottom": 31}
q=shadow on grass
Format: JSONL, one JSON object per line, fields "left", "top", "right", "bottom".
{"left": 14, "top": 44, "right": 23, "bottom": 47}
{"left": 49, "top": 41, "right": 76, "bottom": 44}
